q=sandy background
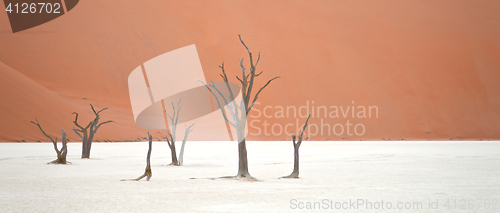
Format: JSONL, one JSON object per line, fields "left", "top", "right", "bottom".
{"left": 1, "top": 0, "right": 499, "bottom": 142}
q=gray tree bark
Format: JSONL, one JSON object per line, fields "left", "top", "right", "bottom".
{"left": 166, "top": 132, "right": 178, "bottom": 166}
{"left": 281, "top": 115, "right": 310, "bottom": 179}
{"left": 122, "top": 131, "right": 153, "bottom": 181}
{"left": 200, "top": 35, "right": 280, "bottom": 180}
{"left": 72, "top": 104, "right": 113, "bottom": 159}
{"left": 178, "top": 123, "right": 195, "bottom": 166}
{"left": 164, "top": 100, "right": 195, "bottom": 166}
{"left": 31, "top": 119, "right": 69, "bottom": 164}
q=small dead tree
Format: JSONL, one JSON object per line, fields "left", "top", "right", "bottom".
{"left": 178, "top": 123, "right": 195, "bottom": 165}
{"left": 164, "top": 99, "right": 195, "bottom": 166}
{"left": 31, "top": 118, "right": 69, "bottom": 164}
{"left": 200, "top": 35, "right": 279, "bottom": 180}
{"left": 72, "top": 104, "right": 113, "bottom": 159}
{"left": 165, "top": 100, "right": 181, "bottom": 165}
{"left": 281, "top": 115, "right": 310, "bottom": 179}
{"left": 165, "top": 132, "right": 178, "bottom": 165}
{"left": 122, "top": 131, "right": 153, "bottom": 181}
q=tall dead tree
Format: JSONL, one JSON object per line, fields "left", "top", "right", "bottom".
{"left": 31, "top": 118, "right": 69, "bottom": 164}
{"left": 281, "top": 115, "right": 310, "bottom": 179}
{"left": 122, "top": 131, "right": 153, "bottom": 181}
{"left": 201, "top": 35, "right": 280, "bottom": 180}
{"left": 164, "top": 99, "right": 195, "bottom": 166}
{"left": 72, "top": 104, "right": 113, "bottom": 158}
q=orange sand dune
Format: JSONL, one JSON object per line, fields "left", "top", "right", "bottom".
{"left": 0, "top": 0, "right": 499, "bottom": 141}
{"left": 0, "top": 62, "right": 147, "bottom": 142}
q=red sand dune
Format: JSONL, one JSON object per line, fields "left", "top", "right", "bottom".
{"left": 0, "top": 0, "right": 499, "bottom": 142}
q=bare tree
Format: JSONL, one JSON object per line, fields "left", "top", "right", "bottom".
{"left": 122, "top": 131, "right": 153, "bottom": 181}
{"left": 200, "top": 35, "right": 280, "bottom": 180}
{"left": 165, "top": 132, "right": 178, "bottom": 165}
{"left": 72, "top": 104, "right": 113, "bottom": 159}
{"left": 31, "top": 118, "right": 69, "bottom": 164}
{"left": 178, "top": 123, "right": 195, "bottom": 165}
{"left": 281, "top": 115, "right": 310, "bottom": 179}
{"left": 164, "top": 99, "right": 195, "bottom": 166}
{"left": 165, "top": 100, "right": 181, "bottom": 165}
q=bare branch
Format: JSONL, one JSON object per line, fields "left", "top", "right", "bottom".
{"left": 297, "top": 115, "right": 311, "bottom": 147}
{"left": 218, "top": 63, "right": 238, "bottom": 118}
{"left": 60, "top": 129, "right": 67, "bottom": 157}
{"left": 165, "top": 133, "right": 172, "bottom": 147}
{"left": 236, "top": 75, "right": 244, "bottom": 85}
{"left": 174, "top": 99, "right": 182, "bottom": 134}
{"left": 210, "top": 81, "right": 239, "bottom": 127}
{"left": 219, "top": 62, "right": 228, "bottom": 82}
{"left": 72, "top": 127, "right": 83, "bottom": 139}
{"left": 247, "top": 76, "right": 281, "bottom": 114}
{"left": 255, "top": 52, "right": 261, "bottom": 67}
{"left": 238, "top": 35, "right": 257, "bottom": 110}
{"left": 198, "top": 79, "right": 236, "bottom": 128}
{"left": 97, "top": 107, "right": 108, "bottom": 115}
{"left": 238, "top": 35, "right": 253, "bottom": 65}
{"left": 239, "top": 58, "right": 246, "bottom": 84}
{"left": 90, "top": 104, "right": 97, "bottom": 115}
{"left": 94, "top": 120, "right": 113, "bottom": 132}
{"left": 31, "top": 118, "right": 56, "bottom": 143}
{"left": 71, "top": 112, "right": 84, "bottom": 129}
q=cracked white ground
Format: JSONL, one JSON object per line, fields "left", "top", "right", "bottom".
{"left": 0, "top": 141, "right": 499, "bottom": 212}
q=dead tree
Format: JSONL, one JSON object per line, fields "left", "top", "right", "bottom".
{"left": 281, "top": 115, "right": 311, "bottom": 179}
{"left": 165, "top": 100, "right": 181, "bottom": 165}
{"left": 200, "top": 35, "right": 280, "bottom": 180}
{"left": 31, "top": 118, "right": 69, "bottom": 164}
{"left": 72, "top": 104, "right": 113, "bottom": 158}
{"left": 178, "top": 123, "right": 195, "bottom": 165}
{"left": 122, "top": 131, "right": 153, "bottom": 181}
{"left": 165, "top": 132, "right": 178, "bottom": 165}
{"left": 164, "top": 99, "right": 195, "bottom": 166}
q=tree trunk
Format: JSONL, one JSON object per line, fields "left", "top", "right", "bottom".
{"left": 81, "top": 139, "right": 90, "bottom": 158}
{"left": 179, "top": 141, "right": 186, "bottom": 165}
{"left": 123, "top": 132, "right": 152, "bottom": 181}
{"left": 87, "top": 132, "right": 95, "bottom": 157}
{"left": 281, "top": 115, "right": 309, "bottom": 179}
{"left": 50, "top": 129, "right": 69, "bottom": 164}
{"left": 81, "top": 129, "right": 90, "bottom": 158}
{"left": 73, "top": 105, "right": 113, "bottom": 159}
{"left": 178, "top": 123, "right": 195, "bottom": 166}
{"left": 281, "top": 144, "right": 300, "bottom": 178}
{"left": 170, "top": 143, "right": 178, "bottom": 165}
{"left": 136, "top": 137, "right": 153, "bottom": 181}
{"left": 144, "top": 139, "right": 152, "bottom": 180}
{"left": 290, "top": 145, "right": 300, "bottom": 178}
{"left": 237, "top": 139, "right": 250, "bottom": 177}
